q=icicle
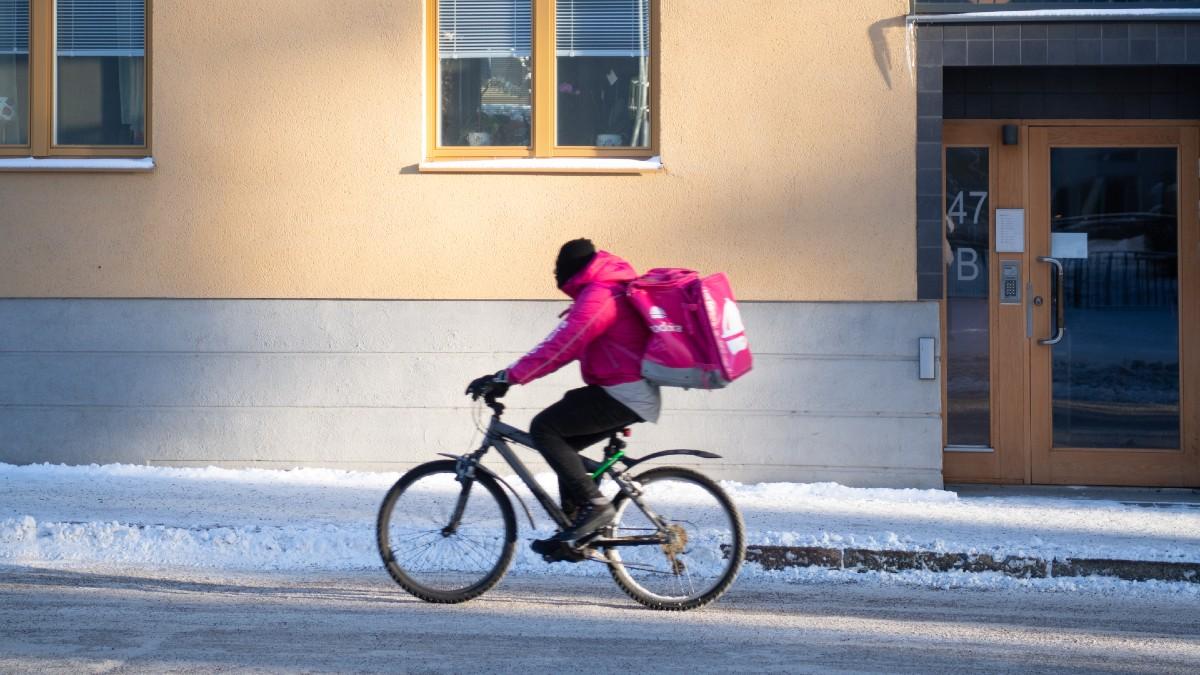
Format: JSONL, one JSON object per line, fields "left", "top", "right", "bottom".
{"left": 904, "top": 17, "right": 917, "bottom": 87}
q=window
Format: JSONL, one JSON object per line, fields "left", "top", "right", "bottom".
{"left": 0, "top": 0, "right": 149, "bottom": 158}
{"left": 0, "top": 0, "right": 29, "bottom": 147}
{"left": 428, "top": 0, "right": 655, "bottom": 160}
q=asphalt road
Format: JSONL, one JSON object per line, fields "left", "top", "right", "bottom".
{"left": 1, "top": 565, "right": 1198, "bottom": 673}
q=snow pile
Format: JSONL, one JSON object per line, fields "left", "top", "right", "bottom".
{"left": 4, "top": 461, "right": 400, "bottom": 488}
{"left": 1, "top": 462, "right": 1198, "bottom": 593}
{"left": 728, "top": 480, "right": 958, "bottom": 504}
{"left": 0, "top": 517, "right": 378, "bottom": 570}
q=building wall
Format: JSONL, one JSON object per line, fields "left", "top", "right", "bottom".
{"left": 0, "top": 0, "right": 916, "bottom": 301}
{"left": 0, "top": 1, "right": 942, "bottom": 486}
{"left": 0, "top": 299, "right": 943, "bottom": 487}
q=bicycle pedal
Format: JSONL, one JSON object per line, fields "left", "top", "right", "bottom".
{"left": 533, "top": 539, "right": 586, "bottom": 564}
{"left": 542, "top": 549, "right": 586, "bottom": 564}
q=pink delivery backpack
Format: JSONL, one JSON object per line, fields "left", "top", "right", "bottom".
{"left": 625, "top": 268, "right": 752, "bottom": 389}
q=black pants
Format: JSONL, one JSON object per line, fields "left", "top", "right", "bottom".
{"left": 529, "top": 385, "right": 641, "bottom": 512}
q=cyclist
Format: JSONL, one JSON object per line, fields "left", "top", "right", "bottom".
{"left": 466, "top": 238, "right": 660, "bottom": 556}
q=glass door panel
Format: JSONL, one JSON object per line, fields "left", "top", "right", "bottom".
{"left": 1048, "top": 148, "right": 1179, "bottom": 449}
{"left": 945, "top": 147, "right": 991, "bottom": 447}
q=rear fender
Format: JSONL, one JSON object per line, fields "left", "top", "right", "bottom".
{"left": 623, "top": 449, "right": 721, "bottom": 469}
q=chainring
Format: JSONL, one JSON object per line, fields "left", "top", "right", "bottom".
{"left": 660, "top": 523, "right": 688, "bottom": 574}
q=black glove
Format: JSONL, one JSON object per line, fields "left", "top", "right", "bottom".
{"left": 465, "top": 370, "right": 510, "bottom": 400}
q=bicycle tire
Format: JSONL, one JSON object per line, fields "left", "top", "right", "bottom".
{"left": 376, "top": 460, "right": 517, "bottom": 604}
{"left": 605, "top": 466, "right": 746, "bottom": 611}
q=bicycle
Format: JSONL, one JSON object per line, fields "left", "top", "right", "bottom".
{"left": 376, "top": 392, "right": 746, "bottom": 611}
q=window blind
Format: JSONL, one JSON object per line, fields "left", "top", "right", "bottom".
{"left": 438, "top": 0, "right": 532, "bottom": 60}
{"left": 556, "top": 0, "right": 649, "bottom": 57}
{"left": 0, "top": 0, "right": 28, "bottom": 55}
{"left": 57, "top": 0, "right": 145, "bottom": 57}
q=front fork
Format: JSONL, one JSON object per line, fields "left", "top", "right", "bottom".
{"left": 444, "top": 454, "right": 480, "bottom": 536}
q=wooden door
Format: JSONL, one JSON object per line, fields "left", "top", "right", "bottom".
{"left": 1027, "top": 125, "right": 1200, "bottom": 486}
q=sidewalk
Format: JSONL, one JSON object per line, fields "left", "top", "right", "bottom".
{"left": 1, "top": 463, "right": 1197, "bottom": 589}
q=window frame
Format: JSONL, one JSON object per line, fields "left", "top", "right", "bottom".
{"left": 0, "top": 0, "right": 152, "bottom": 158}
{"left": 425, "top": 0, "right": 658, "bottom": 161}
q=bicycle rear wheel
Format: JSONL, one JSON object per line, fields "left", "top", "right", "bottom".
{"left": 604, "top": 466, "right": 745, "bottom": 611}
{"left": 376, "top": 460, "right": 516, "bottom": 603}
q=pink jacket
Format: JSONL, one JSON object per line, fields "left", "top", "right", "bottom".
{"left": 507, "top": 251, "right": 649, "bottom": 387}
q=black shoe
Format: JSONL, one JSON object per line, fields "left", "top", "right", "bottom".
{"left": 531, "top": 538, "right": 585, "bottom": 563}
{"left": 560, "top": 502, "right": 580, "bottom": 525}
{"left": 549, "top": 501, "right": 616, "bottom": 543}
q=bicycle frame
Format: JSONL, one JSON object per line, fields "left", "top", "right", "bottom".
{"left": 448, "top": 402, "right": 677, "bottom": 550}
{"left": 482, "top": 417, "right": 574, "bottom": 530}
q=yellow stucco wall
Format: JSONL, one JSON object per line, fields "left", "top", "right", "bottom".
{"left": 0, "top": 0, "right": 916, "bottom": 300}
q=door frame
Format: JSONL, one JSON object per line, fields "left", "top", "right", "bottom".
{"left": 942, "top": 119, "right": 1200, "bottom": 487}
{"left": 942, "top": 122, "right": 1026, "bottom": 484}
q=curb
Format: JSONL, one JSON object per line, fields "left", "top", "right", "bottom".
{"left": 743, "top": 545, "right": 1200, "bottom": 584}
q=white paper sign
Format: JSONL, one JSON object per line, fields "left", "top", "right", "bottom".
{"left": 996, "top": 209, "right": 1025, "bottom": 253}
{"left": 1052, "top": 232, "right": 1088, "bottom": 259}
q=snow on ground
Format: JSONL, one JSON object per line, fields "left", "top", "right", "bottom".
{"left": 1, "top": 462, "right": 1198, "bottom": 595}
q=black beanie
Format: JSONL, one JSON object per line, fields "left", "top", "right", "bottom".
{"left": 554, "top": 238, "right": 597, "bottom": 288}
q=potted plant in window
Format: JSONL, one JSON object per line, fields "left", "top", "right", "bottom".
{"left": 0, "top": 97, "right": 14, "bottom": 144}
{"left": 496, "top": 111, "right": 530, "bottom": 147}
{"left": 465, "top": 112, "right": 498, "bottom": 146}
{"left": 595, "top": 129, "right": 624, "bottom": 146}
{"left": 595, "top": 70, "right": 626, "bottom": 146}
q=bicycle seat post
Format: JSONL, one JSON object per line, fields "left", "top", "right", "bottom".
{"left": 606, "top": 431, "right": 628, "bottom": 457}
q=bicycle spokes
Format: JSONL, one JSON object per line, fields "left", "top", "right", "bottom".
{"left": 379, "top": 467, "right": 513, "bottom": 595}
{"left": 602, "top": 468, "right": 744, "bottom": 608}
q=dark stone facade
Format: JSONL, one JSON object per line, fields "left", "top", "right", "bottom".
{"left": 914, "top": 21, "right": 1200, "bottom": 300}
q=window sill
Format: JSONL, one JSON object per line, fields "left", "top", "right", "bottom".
{"left": 418, "top": 156, "right": 662, "bottom": 174}
{"left": 0, "top": 157, "right": 155, "bottom": 172}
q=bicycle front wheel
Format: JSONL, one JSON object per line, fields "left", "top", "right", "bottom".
{"left": 605, "top": 466, "right": 746, "bottom": 611}
{"left": 376, "top": 460, "right": 516, "bottom": 603}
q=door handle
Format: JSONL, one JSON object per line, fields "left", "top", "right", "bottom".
{"left": 1037, "top": 256, "right": 1065, "bottom": 345}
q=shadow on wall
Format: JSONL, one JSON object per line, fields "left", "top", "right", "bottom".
{"left": 869, "top": 16, "right": 908, "bottom": 91}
